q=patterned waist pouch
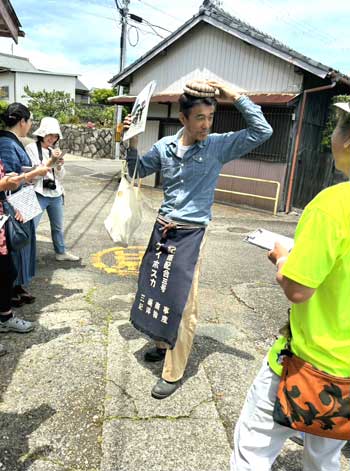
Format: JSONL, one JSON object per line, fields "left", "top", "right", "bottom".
{"left": 273, "top": 350, "right": 350, "bottom": 440}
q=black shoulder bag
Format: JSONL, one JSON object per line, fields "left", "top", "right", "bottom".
{"left": 0, "top": 192, "right": 30, "bottom": 252}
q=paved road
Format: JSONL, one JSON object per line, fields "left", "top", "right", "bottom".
{"left": 0, "top": 159, "right": 348, "bottom": 471}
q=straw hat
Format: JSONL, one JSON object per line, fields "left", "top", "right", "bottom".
{"left": 33, "top": 117, "right": 63, "bottom": 139}
{"left": 183, "top": 80, "right": 216, "bottom": 97}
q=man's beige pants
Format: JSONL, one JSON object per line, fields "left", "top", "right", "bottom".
{"left": 155, "top": 233, "right": 206, "bottom": 382}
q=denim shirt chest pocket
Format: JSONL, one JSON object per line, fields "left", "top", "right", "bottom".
{"left": 161, "top": 152, "right": 181, "bottom": 180}
{"left": 190, "top": 153, "right": 209, "bottom": 177}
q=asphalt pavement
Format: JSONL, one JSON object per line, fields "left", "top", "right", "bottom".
{"left": 0, "top": 158, "right": 348, "bottom": 471}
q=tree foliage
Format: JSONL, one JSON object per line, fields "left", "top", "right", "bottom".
{"left": 75, "top": 104, "right": 115, "bottom": 127}
{"left": 0, "top": 100, "right": 8, "bottom": 129}
{"left": 90, "top": 88, "right": 117, "bottom": 105}
{"left": 23, "top": 86, "right": 75, "bottom": 123}
{"left": 23, "top": 87, "right": 115, "bottom": 127}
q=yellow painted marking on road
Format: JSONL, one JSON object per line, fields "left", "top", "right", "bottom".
{"left": 91, "top": 246, "right": 146, "bottom": 276}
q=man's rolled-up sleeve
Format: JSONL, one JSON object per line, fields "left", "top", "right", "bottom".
{"left": 126, "top": 143, "right": 161, "bottom": 178}
{"left": 216, "top": 95, "right": 273, "bottom": 164}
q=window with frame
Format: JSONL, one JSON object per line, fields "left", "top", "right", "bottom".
{"left": 0, "top": 86, "right": 9, "bottom": 100}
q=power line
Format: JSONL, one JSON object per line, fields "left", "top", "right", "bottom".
{"left": 128, "top": 13, "right": 171, "bottom": 39}
{"left": 141, "top": 18, "right": 172, "bottom": 34}
{"left": 128, "top": 22, "right": 164, "bottom": 38}
{"left": 127, "top": 24, "right": 140, "bottom": 47}
{"left": 136, "top": 0, "right": 183, "bottom": 23}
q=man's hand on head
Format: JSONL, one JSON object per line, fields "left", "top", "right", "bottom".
{"left": 207, "top": 80, "right": 242, "bottom": 102}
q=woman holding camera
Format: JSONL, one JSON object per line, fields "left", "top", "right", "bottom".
{"left": 26, "top": 117, "right": 79, "bottom": 262}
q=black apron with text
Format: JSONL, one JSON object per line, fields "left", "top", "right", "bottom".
{"left": 130, "top": 219, "right": 205, "bottom": 348}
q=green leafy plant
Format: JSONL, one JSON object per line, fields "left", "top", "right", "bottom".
{"left": 75, "top": 104, "right": 114, "bottom": 127}
{"left": 0, "top": 100, "right": 8, "bottom": 129}
{"left": 90, "top": 88, "right": 117, "bottom": 105}
{"left": 23, "top": 86, "right": 75, "bottom": 123}
{"left": 23, "top": 87, "right": 117, "bottom": 129}
{"left": 322, "top": 95, "right": 350, "bottom": 152}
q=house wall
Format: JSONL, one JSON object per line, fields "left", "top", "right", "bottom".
{"left": 15, "top": 72, "right": 76, "bottom": 105}
{"left": 292, "top": 88, "right": 333, "bottom": 208}
{"left": 148, "top": 103, "right": 169, "bottom": 118}
{"left": 75, "top": 93, "right": 90, "bottom": 104}
{"left": 216, "top": 159, "right": 287, "bottom": 212}
{"left": 129, "top": 23, "right": 303, "bottom": 96}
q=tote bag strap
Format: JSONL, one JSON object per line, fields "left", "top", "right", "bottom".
{"left": 131, "top": 155, "right": 140, "bottom": 187}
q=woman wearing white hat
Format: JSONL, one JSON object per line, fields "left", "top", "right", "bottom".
{"left": 26, "top": 117, "right": 79, "bottom": 262}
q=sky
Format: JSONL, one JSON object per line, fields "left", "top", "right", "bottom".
{"left": 1, "top": 0, "right": 349, "bottom": 90}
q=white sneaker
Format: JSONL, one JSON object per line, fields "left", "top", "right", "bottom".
{"left": 55, "top": 252, "right": 80, "bottom": 262}
{"left": 0, "top": 343, "right": 7, "bottom": 356}
{"left": 0, "top": 316, "right": 34, "bottom": 333}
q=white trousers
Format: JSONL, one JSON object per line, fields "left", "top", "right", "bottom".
{"left": 230, "top": 359, "right": 346, "bottom": 471}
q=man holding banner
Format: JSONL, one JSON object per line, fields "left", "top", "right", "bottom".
{"left": 124, "top": 79, "right": 272, "bottom": 399}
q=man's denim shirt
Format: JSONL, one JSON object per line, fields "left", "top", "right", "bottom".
{"left": 127, "top": 95, "right": 273, "bottom": 225}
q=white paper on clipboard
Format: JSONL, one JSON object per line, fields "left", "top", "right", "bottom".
{"left": 244, "top": 228, "right": 294, "bottom": 252}
{"left": 0, "top": 214, "right": 9, "bottom": 230}
{"left": 122, "top": 80, "right": 157, "bottom": 142}
{"left": 6, "top": 186, "right": 42, "bottom": 223}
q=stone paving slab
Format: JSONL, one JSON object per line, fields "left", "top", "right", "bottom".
{"left": 101, "top": 419, "right": 231, "bottom": 471}
{"left": 0, "top": 307, "right": 106, "bottom": 471}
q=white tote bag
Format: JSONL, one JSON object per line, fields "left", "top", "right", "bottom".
{"left": 104, "top": 161, "right": 142, "bottom": 246}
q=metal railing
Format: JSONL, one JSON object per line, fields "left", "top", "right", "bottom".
{"left": 216, "top": 174, "right": 281, "bottom": 216}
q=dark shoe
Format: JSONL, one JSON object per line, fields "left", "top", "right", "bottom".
{"left": 151, "top": 378, "right": 181, "bottom": 399}
{"left": 14, "top": 286, "right": 36, "bottom": 304}
{"left": 144, "top": 347, "right": 166, "bottom": 362}
{"left": 11, "top": 295, "right": 25, "bottom": 308}
{"left": 20, "top": 293, "right": 36, "bottom": 304}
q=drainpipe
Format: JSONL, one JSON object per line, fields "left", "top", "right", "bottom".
{"left": 285, "top": 80, "right": 337, "bottom": 213}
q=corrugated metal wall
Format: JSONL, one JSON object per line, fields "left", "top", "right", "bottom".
{"left": 213, "top": 106, "right": 294, "bottom": 163}
{"left": 130, "top": 23, "right": 303, "bottom": 96}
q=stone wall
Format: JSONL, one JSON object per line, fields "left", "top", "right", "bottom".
{"left": 59, "top": 125, "right": 113, "bottom": 159}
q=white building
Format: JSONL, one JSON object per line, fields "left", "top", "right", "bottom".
{"left": 0, "top": 52, "right": 88, "bottom": 105}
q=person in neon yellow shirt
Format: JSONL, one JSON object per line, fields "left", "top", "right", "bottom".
{"left": 231, "top": 101, "right": 350, "bottom": 471}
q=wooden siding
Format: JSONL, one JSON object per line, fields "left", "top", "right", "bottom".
{"left": 292, "top": 89, "right": 333, "bottom": 208}
{"left": 130, "top": 22, "right": 303, "bottom": 96}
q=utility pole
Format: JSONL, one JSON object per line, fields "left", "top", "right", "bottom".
{"left": 114, "top": 0, "right": 130, "bottom": 159}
